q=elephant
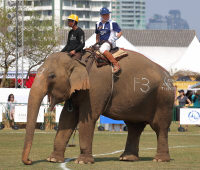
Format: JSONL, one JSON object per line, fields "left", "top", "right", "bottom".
{"left": 22, "top": 50, "right": 174, "bottom": 165}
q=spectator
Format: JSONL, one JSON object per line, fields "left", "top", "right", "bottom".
{"left": 191, "top": 90, "right": 200, "bottom": 107}
{"left": 6, "top": 94, "right": 17, "bottom": 121}
{"left": 174, "top": 89, "right": 191, "bottom": 131}
{"left": 186, "top": 90, "right": 193, "bottom": 104}
{"left": 112, "top": 124, "right": 123, "bottom": 131}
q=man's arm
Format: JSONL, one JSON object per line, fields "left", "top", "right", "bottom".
{"left": 117, "top": 31, "right": 122, "bottom": 39}
{"left": 96, "top": 34, "right": 100, "bottom": 43}
{"left": 74, "top": 30, "right": 85, "bottom": 53}
{"left": 113, "top": 22, "right": 122, "bottom": 39}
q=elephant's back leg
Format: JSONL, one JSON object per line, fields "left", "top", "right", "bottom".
{"left": 149, "top": 104, "right": 172, "bottom": 162}
{"left": 119, "top": 122, "right": 146, "bottom": 161}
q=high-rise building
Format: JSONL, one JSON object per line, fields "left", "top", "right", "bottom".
{"left": 111, "top": 0, "right": 146, "bottom": 30}
{"left": 167, "top": 10, "right": 189, "bottom": 30}
{"left": 147, "top": 14, "right": 168, "bottom": 30}
{"left": 2, "top": 0, "right": 112, "bottom": 29}
{"left": 147, "top": 10, "right": 190, "bottom": 30}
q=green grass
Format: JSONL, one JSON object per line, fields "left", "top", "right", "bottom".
{"left": 0, "top": 123, "right": 200, "bottom": 170}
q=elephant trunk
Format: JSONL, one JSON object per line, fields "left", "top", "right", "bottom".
{"left": 22, "top": 75, "right": 47, "bottom": 165}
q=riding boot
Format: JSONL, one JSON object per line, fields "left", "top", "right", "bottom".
{"left": 103, "top": 50, "right": 121, "bottom": 74}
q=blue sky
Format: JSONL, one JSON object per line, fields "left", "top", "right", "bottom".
{"left": 146, "top": 0, "right": 200, "bottom": 39}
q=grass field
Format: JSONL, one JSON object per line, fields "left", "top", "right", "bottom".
{"left": 0, "top": 123, "right": 200, "bottom": 170}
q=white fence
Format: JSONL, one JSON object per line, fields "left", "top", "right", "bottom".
{"left": 180, "top": 108, "right": 200, "bottom": 125}
{"left": 55, "top": 106, "right": 63, "bottom": 123}
{"left": 14, "top": 106, "right": 45, "bottom": 123}
{"left": 0, "top": 106, "right": 2, "bottom": 122}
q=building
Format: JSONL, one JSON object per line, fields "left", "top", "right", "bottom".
{"left": 147, "top": 14, "right": 168, "bottom": 30}
{"left": 111, "top": 0, "right": 146, "bottom": 30}
{"left": 2, "top": 0, "right": 111, "bottom": 29}
{"left": 167, "top": 10, "right": 189, "bottom": 30}
{"left": 147, "top": 10, "right": 190, "bottom": 30}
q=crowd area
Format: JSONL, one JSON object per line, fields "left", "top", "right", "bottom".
{"left": 175, "top": 89, "right": 200, "bottom": 132}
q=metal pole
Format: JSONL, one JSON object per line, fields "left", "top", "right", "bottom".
{"left": 60, "top": 0, "right": 62, "bottom": 28}
{"left": 22, "top": 0, "right": 24, "bottom": 88}
{"left": 52, "top": 0, "right": 54, "bottom": 27}
{"left": 15, "top": 0, "right": 19, "bottom": 88}
{"left": 4, "top": 0, "right": 6, "bottom": 9}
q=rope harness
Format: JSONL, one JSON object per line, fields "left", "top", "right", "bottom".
{"left": 84, "top": 48, "right": 115, "bottom": 113}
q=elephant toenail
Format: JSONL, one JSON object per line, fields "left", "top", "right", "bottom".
{"left": 123, "top": 157, "right": 128, "bottom": 160}
{"left": 51, "top": 158, "right": 56, "bottom": 162}
{"left": 87, "top": 162, "right": 92, "bottom": 164}
{"left": 158, "top": 159, "right": 162, "bottom": 162}
{"left": 47, "top": 158, "right": 50, "bottom": 162}
{"left": 153, "top": 159, "right": 157, "bottom": 162}
{"left": 74, "top": 160, "right": 78, "bottom": 164}
{"left": 79, "top": 161, "right": 84, "bottom": 164}
{"left": 58, "top": 160, "right": 63, "bottom": 163}
{"left": 119, "top": 157, "right": 123, "bottom": 161}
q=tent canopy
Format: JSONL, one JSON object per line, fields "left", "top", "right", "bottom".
{"left": 169, "top": 36, "right": 200, "bottom": 76}
{"left": 137, "top": 46, "right": 187, "bottom": 69}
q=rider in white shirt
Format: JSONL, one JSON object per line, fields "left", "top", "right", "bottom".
{"left": 95, "top": 7, "right": 122, "bottom": 74}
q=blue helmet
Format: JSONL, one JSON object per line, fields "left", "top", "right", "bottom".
{"left": 100, "top": 7, "right": 111, "bottom": 15}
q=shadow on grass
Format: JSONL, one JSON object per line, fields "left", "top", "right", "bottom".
{"left": 94, "top": 157, "right": 174, "bottom": 162}
{"left": 94, "top": 157, "right": 153, "bottom": 162}
{"left": 32, "top": 159, "right": 48, "bottom": 165}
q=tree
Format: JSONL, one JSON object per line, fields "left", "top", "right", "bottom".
{"left": 0, "top": 7, "right": 18, "bottom": 87}
{"left": 0, "top": 6, "right": 61, "bottom": 88}
{"left": 22, "top": 12, "right": 61, "bottom": 86}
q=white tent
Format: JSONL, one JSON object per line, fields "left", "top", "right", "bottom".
{"left": 84, "top": 33, "right": 140, "bottom": 52}
{"left": 168, "top": 36, "right": 200, "bottom": 76}
{"left": 137, "top": 46, "right": 187, "bottom": 69}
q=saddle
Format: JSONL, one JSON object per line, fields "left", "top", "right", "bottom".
{"left": 85, "top": 40, "right": 128, "bottom": 68}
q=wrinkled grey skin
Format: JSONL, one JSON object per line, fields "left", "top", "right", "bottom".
{"left": 22, "top": 51, "right": 174, "bottom": 165}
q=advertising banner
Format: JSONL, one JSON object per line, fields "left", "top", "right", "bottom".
{"left": 180, "top": 108, "right": 200, "bottom": 125}
{"left": 56, "top": 106, "right": 63, "bottom": 123}
{"left": 15, "top": 106, "right": 44, "bottom": 123}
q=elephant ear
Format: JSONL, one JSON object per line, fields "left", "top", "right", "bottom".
{"left": 69, "top": 59, "right": 90, "bottom": 95}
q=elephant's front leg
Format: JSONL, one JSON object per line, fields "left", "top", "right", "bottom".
{"left": 75, "top": 102, "right": 97, "bottom": 164}
{"left": 75, "top": 119, "right": 96, "bottom": 164}
{"left": 47, "top": 103, "right": 79, "bottom": 163}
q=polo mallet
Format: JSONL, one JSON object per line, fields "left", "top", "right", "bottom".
{"left": 67, "top": 127, "right": 77, "bottom": 147}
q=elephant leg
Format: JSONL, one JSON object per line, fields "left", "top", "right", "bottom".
{"left": 47, "top": 103, "right": 79, "bottom": 163}
{"left": 120, "top": 122, "right": 146, "bottom": 161}
{"left": 74, "top": 100, "right": 98, "bottom": 164}
{"left": 74, "top": 119, "right": 96, "bottom": 164}
{"left": 150, "top": 108, "right": 171, "bottom": 162}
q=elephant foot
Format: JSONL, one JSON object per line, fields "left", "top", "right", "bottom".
{"left": 47, "top": 152, "right": 64, "bottom": 163}
{"left": 119, "top": 152, "right": 139, "bottom": 161}
{"left": 153, "top": 153, "right": 170, "bottom": 162}
{"left": 74, "top": 154, "right": 94, "bottom": 164}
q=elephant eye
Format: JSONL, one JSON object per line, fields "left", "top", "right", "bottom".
{"left": 48, "top": 74, "right": 56, "bottom": 79}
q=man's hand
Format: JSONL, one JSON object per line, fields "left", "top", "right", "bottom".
{"left": 70, "top": 50, "right": 76, "bottom": 55}
{"left": 109, "top": 37, "right": 118, "bottom": 43}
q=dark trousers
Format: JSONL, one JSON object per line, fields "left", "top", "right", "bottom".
{"left": 71, "top": 52, "right": 82, "bottom": 60}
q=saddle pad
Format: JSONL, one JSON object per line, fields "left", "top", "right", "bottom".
{"left": 95, "top": 49, "right": 128, "bottom": 67}
{"left": 113, "top": 49, "right": 128, "bottom": 58}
